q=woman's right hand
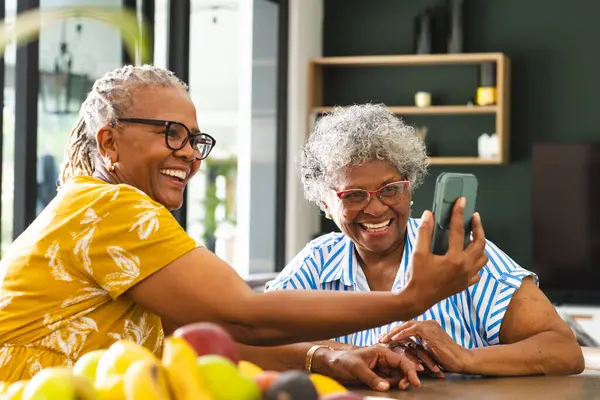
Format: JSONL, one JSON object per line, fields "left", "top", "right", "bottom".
{"left": 383, "top": 340, "right": 445, "bottom": 378}
{"left": 405, "top": 198, "right": 488, "bottom": 310}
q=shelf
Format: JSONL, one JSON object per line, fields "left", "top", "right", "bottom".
{"left": 312, "top": 105, "right": 497, "bottom": 115}
{"left": 310, "top": 53, "right": 506, "bottom": 67}
{"left": 429, "top": 157, "right": 503, "bottom": 165}
{"left": 307, "top": 52, "right": 511, "bottom": 164}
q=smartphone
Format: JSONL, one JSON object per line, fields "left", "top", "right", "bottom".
{"left": 430, "top": 172, "right": 478, "bottom": 255}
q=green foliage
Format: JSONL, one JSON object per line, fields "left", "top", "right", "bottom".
{"left": 202, "top": 158, "right": 237, "bottom": 245}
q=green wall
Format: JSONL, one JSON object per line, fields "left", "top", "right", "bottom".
{"left": 320, "top": 0, "right": 600, "bottom": 268}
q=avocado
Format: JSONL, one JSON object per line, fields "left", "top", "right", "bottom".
{"left": 264, "top": 370, "right": 319, "bottom": 400}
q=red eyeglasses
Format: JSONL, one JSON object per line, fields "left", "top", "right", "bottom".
{"left": 335, "top": 181, "right": 411, "bottom": 211}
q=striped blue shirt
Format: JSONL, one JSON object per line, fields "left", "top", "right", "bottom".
{"left": 266, "top": 218, "right": 536, "bottom": 349}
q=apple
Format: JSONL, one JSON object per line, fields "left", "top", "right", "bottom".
{"left": 238, "top": 360, "right": 263, "bottom": 379}
{"left": 173, "top": 322, "right": 240, "bottom": 363}
{"left": 197, "top": 355, "right": 260, "bottom": 400}
{"left": 21, "top": 367, "right": 96, "bottom": 400}
{"left": 73, "top": 349, "right": 106, "bottom": 383}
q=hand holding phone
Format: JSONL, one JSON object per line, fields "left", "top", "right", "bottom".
{"left": 430, "top": 173, "right": 478, "bottom": 255}
{"left": 405, "top": 201, "right": 487, "bottom": 308}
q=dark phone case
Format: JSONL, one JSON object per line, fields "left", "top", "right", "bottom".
{"left": 430, "top": 172, "right": 478, "bottom": 255}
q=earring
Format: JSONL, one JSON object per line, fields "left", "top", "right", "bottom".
{"left": 107, "top": 158, "right": 115, "bottom": 172}
{"left": 410, "top": 201, "right": 414, "bottom": 206}
{"left": 325, "top": 212, "right": 332, "bottom": 220}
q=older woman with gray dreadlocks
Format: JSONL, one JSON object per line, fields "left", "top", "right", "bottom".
{"left": 0, "top": 66, "right": 489, "bottom": 385}
{"left": 240, "top": 104, "right": 583, "bottom": 387}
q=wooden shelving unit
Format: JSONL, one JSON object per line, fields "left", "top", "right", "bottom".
{"left": 312, "top": 105, "right": 498, "bottom": 115}
{"left": 307, "top": 52, "right": 511, "bottom": 165}
{"left": 429, "top": 157, "right": 501, "bottom": 165}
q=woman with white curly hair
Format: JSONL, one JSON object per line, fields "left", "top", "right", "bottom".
{"left": 241, "top": 103, "right": 583, "bottom": 390}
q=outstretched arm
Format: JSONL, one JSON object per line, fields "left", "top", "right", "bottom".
{"left": 127, "top": 204, "right": 486, "bottom": 346}
{"left": 128, "top": 245, "right": 425, "bottom": 346}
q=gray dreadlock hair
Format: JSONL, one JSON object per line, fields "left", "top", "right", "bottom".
{"left": 58, "top": 64, "right": 188, "bottom": 187}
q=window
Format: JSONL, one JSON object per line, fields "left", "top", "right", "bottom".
{"left": 155, "top": 0, "right": 285, "bottom": 277}
{"left": 1, "top": 0, "right": 130, "bottom": 252}
{"left": 1, "top": 0, "right": 17, "bottom": 254}
{"left": 37, "top": 0, "right": 123, "bottom": 215}
{"left": 2, "top": 0, "right": 287, "bottom": 272}
{"left": 186, "top": 0, "right": 241, "bottom": 268}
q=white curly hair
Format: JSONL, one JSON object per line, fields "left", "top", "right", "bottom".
{"left": 299, "top": 103, "right": 429, "bottom": 210}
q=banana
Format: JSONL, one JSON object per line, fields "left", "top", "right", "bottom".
{"left": 162, "top": 336, "right": 213, "bottom": 400}
{"left": 96, "top": 340, "right": 158, "bottom": 383}
{"left": 123, "top": 359, "right": 172, "bottom": 400}
{"left": 95, "top": 374, "right": 125, "bottom": 400}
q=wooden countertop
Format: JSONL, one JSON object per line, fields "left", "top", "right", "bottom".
{"left": 354, "top": 370, "right": 600, "bottom": 400}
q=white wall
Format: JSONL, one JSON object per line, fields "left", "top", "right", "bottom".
{"left": 284, "top": 0, "right": 323, "bottom": 264}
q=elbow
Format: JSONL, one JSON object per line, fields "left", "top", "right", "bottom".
{"left": 542, "top": 333, "right": 585, "bottom": 376}
{"left": 217, "top": 293, "right": 291, "bottom": 346}
{"left": 556, "top": 346, "right": 585, "bottom": 376}
{"left": 217, "top": 296, "right": 264, "bottom": 345}
{"left": 568, "top": 345, "right": 586, "bottom": 375}
{"left": 560, "top": 332, "right": 585, "bottom": 375}
{"left": 225, "top": 324, "right": 293, "bottom": 347}
{"left": 224, "top": 323, "right": 268, "bottom": 346}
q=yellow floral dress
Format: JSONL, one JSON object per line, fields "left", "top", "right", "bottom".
{"left": 0, "top": 176, "right": 197, "bottom": 382}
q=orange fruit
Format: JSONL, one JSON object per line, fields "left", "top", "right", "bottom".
{"left": 253, "top": 370, "right": 280, "bottom": 392}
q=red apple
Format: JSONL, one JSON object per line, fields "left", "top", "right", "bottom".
{"left": 173, "top": 322, "right": 240, "bottom": 363}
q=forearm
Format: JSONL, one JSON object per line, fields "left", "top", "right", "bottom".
{"left": 129, "top": 248, "right": 428, "bottom": 346}
{"left": 230, "top": 287, "right": 425, "bottom": 346}
{"left": 464, "top": 330, "right": 585, "bottom": 376}
{"left": 238, "top": 340, "right": 352, "bottom": 371}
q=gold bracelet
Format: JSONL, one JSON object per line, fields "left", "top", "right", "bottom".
{"left": 305, "top": 345, "right": 333, "bottom": 372}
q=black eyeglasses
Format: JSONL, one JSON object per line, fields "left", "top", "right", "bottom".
{"left": 115, "top": 118, "right": 216, "bottom": 160}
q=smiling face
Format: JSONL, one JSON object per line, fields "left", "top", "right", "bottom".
{"left": 99, "top": 85, "right": 202, "bottom": 210}
{"left": 323, "top": 159, "right": 412, "bottom": 258}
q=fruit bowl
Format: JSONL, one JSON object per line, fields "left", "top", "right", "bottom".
{"left": 1, "top": 323, "right": 365, "bottom": 400}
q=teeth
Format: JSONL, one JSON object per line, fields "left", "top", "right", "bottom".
{"left": 160, "top": 169, "right": 187, "bottom": 180}
{"left": 362, "top": 220, "right": 391, "bottom": 230}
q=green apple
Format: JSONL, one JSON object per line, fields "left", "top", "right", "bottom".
{"left": 21, "top": 367, "right": 97, "bottom": 400}
{"left": 197, "top": 355, "right": 260, "bottom": 400}
{"left": 73, "top": 350, "right": 106, "bottom": 383}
